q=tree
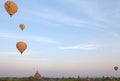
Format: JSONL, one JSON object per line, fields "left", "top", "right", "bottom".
{"left": 76, "top": 76, "right": 82, "bottom": 81}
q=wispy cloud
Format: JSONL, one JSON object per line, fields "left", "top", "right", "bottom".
{"left": 0, "top": 32, "right": 17, "bottom": 39}
{"left": 111, "top": 32, "right": 119, "bottom": 37}
{"left": 60, "top": 44, "right": 98, "bottom": 51}
{"left": 0, "top": 32, "right": 60, "bottom": 44}
{"left": 23, "top": 8, "right": 88, "bottom": 26}
{"left": 61, "top": 0, "right": 118, "bottom": 22}
{"left": 22, "top": 5, "right": 118, "bottom": 37}
{"left": 22, "top": 9, "right": 110, "bottom": 39}
{"left": 0, "top": 51, "right": 19, "bottom": 60}
{"left": 0, "top": 51, "right": 48, "bottom": 62}
{"left": 19, "top": 57, "right": 48, "bottom": 61}
{"left": 0, "top": 51, "right": 17, "bottom": 56}
{"left": 56, "top": 0, "right": 120, "bottom": 36}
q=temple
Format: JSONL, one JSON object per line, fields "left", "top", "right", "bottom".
{"left": 34, "top": 71, "right": 42, "bottom": 79}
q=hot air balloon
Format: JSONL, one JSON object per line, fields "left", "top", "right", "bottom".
{"left": 20, "top": 24, "right": 25, "bottom": 31}
{"left": 114, "top": 66, "right": 118, "bottom": 71}
{"left": 16, "top": 41, "right": 27, "bottom": 54}
{"left": 4, "top": 0, "right": 18, "bottom": 17}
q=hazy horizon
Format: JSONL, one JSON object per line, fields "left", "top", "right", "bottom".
{"left": 0, "top": 0, "right": 120, "bottom": 77}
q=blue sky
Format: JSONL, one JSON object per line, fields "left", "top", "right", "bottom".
{"left": 0, "top": 0, "right": 120, "bottom": 78}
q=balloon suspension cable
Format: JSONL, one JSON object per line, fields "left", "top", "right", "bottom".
{"left": 10, "top": 14, "right": 12, "bottom": 18}
{"left": 21, "top": 52, "right": 23, "bottom": 55}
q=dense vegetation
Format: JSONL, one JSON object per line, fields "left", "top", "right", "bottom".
{"left": 0, "top": 76, "right": 120, "bottom": 81}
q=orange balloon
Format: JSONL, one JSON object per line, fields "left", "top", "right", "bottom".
{"left": 4, "top": 1, "right": 18, "bottom": 17}
{"left": 16, "top": 41, "right": 27, "bottom": 54}
{"left": 20, "top": 24, "right": 25, "bottom": 31}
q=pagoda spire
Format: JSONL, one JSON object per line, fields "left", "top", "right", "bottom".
{"left": 34, "top": 70, "right": 42, "bottom": 79}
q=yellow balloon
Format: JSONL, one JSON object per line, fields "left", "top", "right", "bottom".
{"left": 16, "top": 41, "right": 27, "bottom": 54}
{"left": 4, "top": 0, "right": 18, "bottom": 17}
{"left": 20, "top": 24, "right": 25, "bottom": 31}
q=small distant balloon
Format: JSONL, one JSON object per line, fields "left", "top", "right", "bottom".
{"left": 20, "top": 24, "right": 25, "bottom": 31}
{"left": 4, "top": 0, "right": 18, "bottom": 17}
{"left": 114, "top": 66, "right": 118, "bottom": 71}
{"left": 16, "top": 41, "right": 27, "bottom": 54}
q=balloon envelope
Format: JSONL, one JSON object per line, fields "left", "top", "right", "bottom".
{"left": 16, "top": 41, "right": 27, "bottom": 54}
{"left": 20, "top": 24, "right": 25, "bottom": 31}
{"left": 114, "top": 66, "right": 118, "bottom": 71}
{"left": 4, "top": 1, "right": 18, "bottom": 17}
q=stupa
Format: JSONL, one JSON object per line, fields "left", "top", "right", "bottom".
{"left": 34, "top": 71, "right": 42, "bottom": 79}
